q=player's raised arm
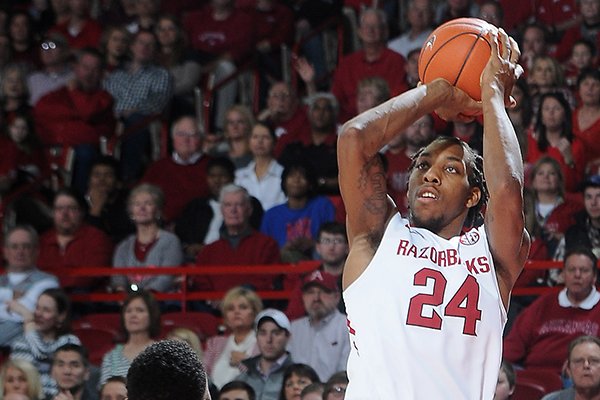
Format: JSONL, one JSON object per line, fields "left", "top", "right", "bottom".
{"left": 480, "top": 29, "right": 530, "bottom": 307}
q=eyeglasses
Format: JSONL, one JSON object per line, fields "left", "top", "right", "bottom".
{"left": 6, "top": 243, "right": 34, "bottom": 251}
{"left": 571, "top": 357, "right": 600, "bottom": 368}
{"left": 318, "top": 238, "right": 346, "bottom": 245}
{"left": 41, "top": 41, "right": 57, "bottom": 50}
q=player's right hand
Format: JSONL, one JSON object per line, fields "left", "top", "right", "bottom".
{"left": 431, "top": 79, "right": 482, "bottom": 122}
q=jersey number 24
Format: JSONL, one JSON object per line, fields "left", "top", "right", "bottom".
{"left": 406, "top": 268, "right": 482, "bottom": 336}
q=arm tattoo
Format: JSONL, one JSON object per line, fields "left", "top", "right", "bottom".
{"left": 359, "top": 156, "right": 388, "bottom": 216}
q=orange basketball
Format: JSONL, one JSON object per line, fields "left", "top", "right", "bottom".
{"left": 418, "top": 18, "right": 496, "bottom": 101}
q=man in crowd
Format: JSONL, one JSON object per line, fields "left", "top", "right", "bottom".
{"left": 237, "top": 309, "right": 293, "bottom": 400}
{"left": 49, "top": 344, "right": 97, "bottom": 400}
{"left": 0, "top": 225, "right": 58, "bottom": 346}
{"left": 288, "top": 272, "right": 350, "bottom": 381}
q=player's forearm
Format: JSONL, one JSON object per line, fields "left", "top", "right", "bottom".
{"left": 340, "top": 80, "right": 449, "bottom": 156}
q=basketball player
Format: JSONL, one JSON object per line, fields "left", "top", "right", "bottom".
{"left": 338, "top": 29, "right": 530, "bottom": 399}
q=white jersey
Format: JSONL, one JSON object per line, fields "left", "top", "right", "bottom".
{"left": 343, "top": 214, "right": 506, "bottom": 399}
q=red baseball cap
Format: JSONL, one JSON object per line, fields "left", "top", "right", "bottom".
{"left": 302, "top": 270, "right": 339, "bottom": 293}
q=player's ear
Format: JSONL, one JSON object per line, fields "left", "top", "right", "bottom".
{"left": 465, "top": 187, "right": 481, "bottom": 209}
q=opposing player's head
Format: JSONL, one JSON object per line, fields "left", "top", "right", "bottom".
{"left": 407, "top": 136, "right": 487, "bottom": 236}
{"left": 127, "top": 340, "right": 210, "bottom": 400}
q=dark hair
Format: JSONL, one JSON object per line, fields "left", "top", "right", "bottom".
{"left": 74, "top": 47, "right": 104, "bottom": 65}
{"left": 252, "top": 121, "right": 277, "bottom": 141}
{"left": 90, "top": 155, "right": 120, "bottom": 176}
{"left": 534, "top": 92, "right": 573, "bottom": 152}
{"left": 568, "top": 335, "right": 600, "bottom": 364}
{"left": 279, "top": 364, "right": 320, "bottom": 400}
{"left": 499, "top": 360, "right": 515, "bottom": 390}
{"left": 564, "top": 246, "right": 598, "bottom": 272}
{"left": 323, "top": 371, "right": 348, "bottom": 398}
{"left": 514, "top": 78, "right": 533, "bottom": 129}
{"left": 127, "top": 340, "right": 208, "bottom": 400}
{"left": 281, "top": 162, "right": 318, "bottom": 198}
{"left": 40, "top": 288, "right": 72, "bottom": 336}
{"left": 101, "top": 375, "right": 127, "bottom": 395}
{"left": 317, "top": 222, "right": 347, "bottom": 240}
{"left": 408, "top": 136, "right": 488, "bottom": 228}
{"left": 53, "top": 343, "right": 89, "bottom": 367}
{"left": 573, "top": 38, "right": 597, "bottom": 58}
{"left": 53, "top": 187, "right": 88, "bottom": 214}
{"left": 207, "top": 156, "right": 236, "bottom": 180}
{"left": 8, "top": 111, "right": 40, "bottom": 154}
{"left": 577, "top": 67, "right": 600, "bottom": 90}
{"left": 219, "top": 381, "right": 256, "bottom": 400}
{"left": 120, "top": 290, "right": 161, "bottom": 339}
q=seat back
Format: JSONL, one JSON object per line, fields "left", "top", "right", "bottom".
{"left": 512, "top": 379, "right": 547, "bottom": 400}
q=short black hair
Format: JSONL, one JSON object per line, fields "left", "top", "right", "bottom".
{"left": 219, "top": 381, "right": 255, "bottom": 400}
{"left": 207, "top": 156, "right": 235, "bottom": 180}
{"left": 564, "top": 246, "right": 598, "bottom": 272}
{"left": 53, "top": 343, "right": 89, "bottom": 367}
{"left": 280, "top": 161, "right": 318, "bottom": 198}
{"left": 317, "top": 222, "right": 347, "bottom": 240}
{"left": 127, "top": 340, "right": 208, "bottom": 400}
{"left": 90, "top": 155, "right": 120, "bottom": 176}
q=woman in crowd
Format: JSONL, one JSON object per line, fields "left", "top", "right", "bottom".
{"left": 99, "top": 376, "right": 127, "bottom": 400}
{"left": 9, "top": 288, "right": 80, "bottom": 397}
{"left": 100, "top": 26, "right": 130, "bottom": 73}
{"left": 112, "top": 183, "right": 183, "bottom": 293}
{"left": 155, "top": 15, "right": 201, "bottom": 116}
{"left": 526, "top": 92, "right": 585, "bottom": 192}
{"left": 100, "top": 290, "right": 160, "bottom": 386}
{"left": 166, "top": 328, "right": 203, "bottom": 358}
{"left": 203, "top": 286, "right": 263, "bottom": 389}
{"left": 527, "top": 55, "right": 576, "bottom": 122}
{"left": 523, "top": 157, "right": 583, "bottom": 284}
{"left": 0, "top": 64, "right": 30, "bottom": 121}
{"left": 279, "top": 364, "right": 320, "bottom": 400}
{"left": 219, "top": 105, "right": 254, "bottom": 169}
{"left": 0, "top": 359, "right": 42, "bottom": 400}
{"left": 573, "top": 68, "right": 600, "bottom": 170}
{"left": 235, "top": 122, "right": 286, "bottom": 211}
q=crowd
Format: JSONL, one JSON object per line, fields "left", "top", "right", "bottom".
{"left": 0, "top": 0, "right": 600, "bottom": 398}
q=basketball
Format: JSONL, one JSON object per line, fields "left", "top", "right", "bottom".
{"left": 418, "top": 18, "right": 496, "bottom": 101}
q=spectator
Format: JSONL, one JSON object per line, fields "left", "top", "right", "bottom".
{"left": 278, "top": 364, "right": 319, "bottom": 400}
{"left": 260, "top": 162, "right": 335, "bottom": 261}
{"left": 194, "top": 184, "right": 280, "bottom": 291}
{"left": 573, "top": 69, "right": 600, "bottom": 168}
{"left": 541, "top": 335, "right": 600, "bottom": 400}
{"left": 84, "top": 156, "right": 134, "bottom": 244}
{"left": 286, "top": 222, "right": 348, "bottom": 320}
{"left": 321, "top": 371, "right": 347, "bottom": 400}
{"left": 100, "top": 26, "right": 130, "bottom": 73}
{"left": 522, "top": 157, "right": 582, "bottom": 280}
{"left": 99, "top": 376, "right": 127, "bottom": 400}
{"left": 48, "top": 344, "right": 97, "bottom": 400}
{"left": 236, "top": 309, "right": 293, "bottom": 400}
{"left": 299, "top": 383, "right": 323, "bottom": 400}
{"left": 27, "top": 33, "right": 74, "bottom": 106}
{"left": 100, "top": 290, "right": 160, "bottom": 386}
{"left": 494, "top": 361, "right": 515, "bottom": 400}
{"left": 563, "top": 39, "right": 596, "bottom": 90}
{"left": 175, "top": 157, "right": 264, "bottom": 261}
{"left": 559, "top": 175, "right": 600, "bottom": 259}
{"left": 388, "top": 0, "right": 433, "bottom": 58}
{"left": 103, "top": 29, "right": 172, "bottom": 183}
{"left": 219, "top": 105, "right": 254, "bottom": 169}
{"left": 526, "top": 92, "right": 585, "bottom": 192}
{"left": 520, "top": 23, "right": 551, "bottom": 79}
{"left": 0, "top": 359, "right": 42, "bottom": 400}
{"left": 1, "top": 63, "right": 31, "bottom": 121}
{"left": 10, "top": 288, "right": 80, "bottom": 397}
{"left": 111, "top": 184, "right": 183, "bottom": 293}
{"left": 7, "top": 12, "right": 40, "bottom": 70}
{"left": 126, "top": 340, "right": 210, "bottom": 400}
{"left": 218, "top": 381, "right": 255, "bottom": 400}
{"left": 0, "top": 225, "right": 59, "bottom": 347}
{"left": 355, "top": 76, "right": 390, "bottom": 115}
{"left": 504, "top": 247, "right": 600, "bottom": 376}
{"left": 478, "top": 0, "right": 504, "bottom": 28}
{"left": 183, "top": 0, "right": 257, "bottom": 130}
{"left": 384, "top": 113, "right": 437, "bottom": 213}
{"left": 331, "top": 8, "right": 407, "bottom": 122}
{"left": 34, "top": 47, "right": 116, "bottom": 193}
{"left": 166, "top": 328, "right": 203, "bottom": 358}
{"left": 50, "top": 0, "right": 102, "bottom": 49}
{"left": 38, "top": 188, "right": 113, "bottom": 291}
{"left": 287, "top": 273, "right": 350, "bottom": 382}
{"left": 528, "top": 55, "right": 576, "bottom": 115}
{"left": 278, "top": 93, "right": 339, "bottom": 196}
{"left": 235, "top": 122, "right": 286, "bottom": 212}
{"left": 204, "top": 287, "right": 263, "bottom": 389}
{"left": 434, "top": 0, "right": 479, "bottom": 24}
{"left": 258, "top": 82, "right": 309, "bottom": 159}
{"left": 126, "top": 0, "right": 160, "bottom": 34}
{"left": 140, "top": 115, "right": 210, "bottom": 222}
{"left": 155, "top": 15, "right": 202, "bottom": 117}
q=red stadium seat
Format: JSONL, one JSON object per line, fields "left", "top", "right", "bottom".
{"left": 73, "top": 313, "right": 122, "bottom": 337}
{"left": 512, "top": 379, "right": 547, "bottom": 400}
{"left": 161, "top": 312, "right": 221, "bottom": 341}
{"left": 73, "top": 327, "right": 118, "bottom": 366}
{"left": 516, "top": 369, "right": 563, "bottom": 394}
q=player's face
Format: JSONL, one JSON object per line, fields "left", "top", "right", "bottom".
{"left": 563, "top": 254, "right": 596, "bottom": 300}
{"left": 493, "top": 369, "right": 514, "bottom": 400}
{"left": 257, "top": 321, "right": 289, "bottom": 361}
{"left": 585, "top": 187, "right": 600, "bottom": 219}
{"left": 302, "top": 286, "right": 339, "bottom": 320}
{"left": 568, "top": 342, "right": 600, "bottom": 391}
{"left": 407, "top": 143, "right": 480, "bottom": 238}
{"left": 51, "top": 350, "right": 89, "bottom": 391}
{"left": 223, "top": 296, "right": 256, "bottom": 331}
